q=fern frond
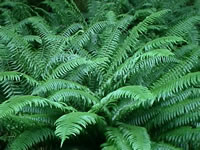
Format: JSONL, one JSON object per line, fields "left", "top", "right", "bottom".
{"left": 44, "top": 53, "right": 80, "bottom": 75}
{"left": 61, "top": 23, "right": 83, "bottom": 37}
{"left": 101, "top": 49, "right": 176, "bottom": 93}
{"left": 167, "top": 16, "right": 200, "bottom": 37}
{"left": 23, "top": 35, "right": 42, "bottom": 44}
{"left": 151, "top": 142, "right": 181, "bottom": 150}
{"left": 55, "top": 112, "right": 104, "bottom": 146}
{"left": 129, "top": 9, "right": 170, "bottom": 44}
{"left": 159, "top": 126, "right": 200, "bottom": 145}
{"left": 8, "top": 128, "right": 55, "bottom": 150}
{"left": 104, "top": 127, "right": 132, "bottom": 150}
{"left": 126, "top": 107, "right": 159, "bottom": 126}
{"left": 152, "top": 47, "right": 200, "bottom": 89}
{"left": 0, "top": 114, "right": 38, "bottom": 129}
{"left": 166, "top": 110, "right": 200, "bottom": 129}
{"left": 32, "top": 79, "right": 92, "bottom": 95}
{"left": 109, "top": 9, "right": 170, "bottom": 71}
{"left": 72, "top": 21, "right": 108, "bottom": 50}
{"left": 48, "top": 89, "right": 99, "bottom": 105}
{"left": 101, "top": 143, "right": 117, "bottom": 150}
{"left": 119, "top": 123, "right": 151, "bottom": 150}
{"left": 97, "top": 15, "right": 134, "bottom": 72}
{"left": 0, "top": 71, "right": 39, "bottom": 86}
{"left": 0, "top": 96, "right": 73, "bottom": 118}
{"left": 49, "top": 57, "right": 90, "bottom": 79}
{"left": 159, "top": 88, "right": 195, "bottom": 107}
{"left": 140, "top": 49, "right": 175, "bottom": 58}
{"left": 141, "top": 36, "right": 186, "bottom": 51}
{"left": 0, "top": 72, "right": 21, "bottom": 82}
{"left": 91, "top": 86, "right": 154, "bottom": 113}
{"left": 98, "top": 29, "right": 121, "bottom": 64}
{"left": 17, "top": 17, "right": 51, "bottom": 35}
{"left": 148, "top": 98, "right": 200, "bottom": 127}
{"left": 152, "top": 72, "right": 200, "bottom": 99}
{"left": 114, "top": 48, "right": 176, "bottom": 79}
{"left": 21, "top": 113, "right": 61, "bottom": 126}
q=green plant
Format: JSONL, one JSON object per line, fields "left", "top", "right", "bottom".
{"left": 0, "top": 0, "right": 200, "bottom": 150}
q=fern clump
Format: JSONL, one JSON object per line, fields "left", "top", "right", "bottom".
{"left": 0, "top": 0, "right": 200, "bottom": 150}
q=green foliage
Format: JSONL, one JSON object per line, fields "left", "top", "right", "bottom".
{"left": 1, "top": 0, "right": 200, "bottom": 150}
{"left": 8, "top": 128, "right": 55, "bottom": 150}
{"left": 55, "top": 112, "right": 104, "bottom": 146}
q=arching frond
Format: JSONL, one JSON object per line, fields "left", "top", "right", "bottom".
{"left": 17, "top": 16, "right": 51, "bottom": 35}
{"left": 23, "top": 35, "right": 42, "bottom": 44}
{"left": 0, "top": 95, "right": 73, "bottom": 118}
{"left": 152, "top": 72, "right": 200, "bottom": 99}
{"left": 48, "top": 89, "right": 99, "bottom": 105}
{"left": 49, "top": 57, "right": 90, "bottom": 79}
{"left": 141, "top": 36, "right": 186, "bottom": 51}
{"left": 159, "top": 126, "right": 200, "bottom": 146}
{"left": 109, "top": 9, "right": 170, "bottom": 71}
{"left": 167, "top": 16, "right": 200, "bottom": 38}
{"left": 91, "top": 86, "right": 154, "bottom": 113}
{"left": 32, "top": 79, "right": 92, "bottom": 95}
{"left": 148, "top": 98, "right": 200, "bottom": 127}
{"left": 55, "top": 112, "right": 104, "bottom": 146}
{"left": 8, "top": 128, "right": 55, "bottom": 150}
{"left": 119, "top": 123, "right": 151, "bottom": 150}
{"left": 104, "top": 127, "right": 132, "bottom": 150}
{"left": 0, "top": 71, "right": 38, "bottom": 86}
{"left": 61, "top": 23, "right": 83, "bottom": 37}
{"left": 166, "top": 110, "right": 200, "bottom": 129}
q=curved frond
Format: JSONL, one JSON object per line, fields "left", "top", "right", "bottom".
{"left": 148, "top": 98, "right": 200, "bottom": 127}
{"left": 159, "top": 126, "right": 200, "bottom": 146}
{"left": 119, "top": 123, "right": 151, "bottom": 150}
{"left": 141, "top": 36, "right": 186, "bottom": 51}
{"left": 8, "top": 128, "right": 55, "bottom": 150}
{"left": 91, "top": 86, "right": 154, "bottom": 113}
{"left": 167, "top": 16, "right": 200, "bottom": 37}
{"left": 48, "top": 89, "right": 99, "bottom": 105}
{"left": 61, "top": 23, "right": 83, "bottom": 37}
{"left": 55, "top": 112, "right": 104, "bottom": 146}
{"left": 32, "top": 79, "right": 92, "bottom": 95}
{"left": 104, "top": 127, "right": 132, "bottom": 150}
{"left": 152, "top": 72, "right": 200, "bottom": 99}
{"left": 0, "top": 95, "right": 73, "bottom": 118}
{"left": 49, "top": 57, "right": 90, "bottom": 79}
{"left": 0, "top": 71, "right": 38, "bottom": 86}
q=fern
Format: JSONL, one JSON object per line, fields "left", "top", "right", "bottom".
{"left": 141, "top": 36, "right": 186, "bottom": 51}
{"left": 148, "top": 98, "right": 200, "bottom": 127}
{"left": 8, "top": 128, "right": 55, "bottom": 150}
{"left": 91, "top": 86, "right": 154, "bottom": 113}
{"left": 151, "top": 142, "right": 181, "bottom": 150}
{"left": 103, "top": 127, "right": 132, "bottom": 150}
{"left": 48, "top": 89, "right": 99, "bottom": 105}
{"left": 1, "top": 0, "right": 200, "bottom": 149}
{"left": 0, "top": 95, "right": 72, "bottom": 118}
{"left": 152, "top": 72, "right": 200, "bottom": 99}
{"left": 49, "top": 57, "right": 90, "bottom": 79}
{"left": 55, "top": 112, "right": 104, "bottom": 146}
{"left": 167, "top": 16, "right": 200, "bottom": 38}
{"left": 159, "top": 126, "right": 200, "bottom": 147}
{"left": 119, "top": 123, "right": 151, "bottom": 150}
{"left": 32, "top": 79, "right": 92, "bottom": 95}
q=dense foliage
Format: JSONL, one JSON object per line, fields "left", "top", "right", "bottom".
{"left": 0, "top": 0, "right": 200, "bottom": 149}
